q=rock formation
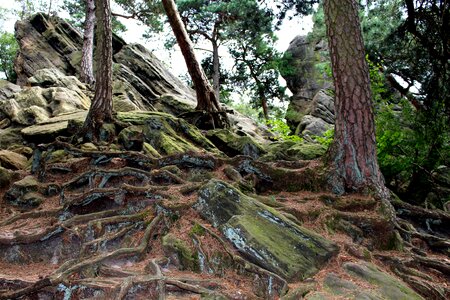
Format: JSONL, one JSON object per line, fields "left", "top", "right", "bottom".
{"left": 282, "top": 35, "right": 335, "bottom": 139}
{"left": 0, "top": 14, "right": 447, "bottom": 300}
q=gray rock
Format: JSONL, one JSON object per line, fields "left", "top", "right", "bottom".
{"left": 4, "top": 175, "right": 44, "bottom": 208}
{"left": 344, "top": 261, "right": 424, "bottom": 300}
{"left": 206, "top": 129, "right": 266, "bottom": 158}
{"left": 0, "top": 80, "right": 22, "bottom": 101}
{"left": 282, "top": 36, "right": 332, "bottom": 100}
{"left": 195, "top": 180, "right": 338, "bottom": 281}
{"left": 282, "top": 35, "right": 335, "bottom": 136}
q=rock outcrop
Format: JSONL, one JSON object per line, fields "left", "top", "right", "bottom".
{"left": 282, "top": 36, "right": 334, "bottom": 138}
{"left": 195, "top": 180, "right": 339, "bottom": 281}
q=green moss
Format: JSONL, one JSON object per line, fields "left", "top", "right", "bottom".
{"left": 159, "top": 132, "right": 189, "bottom": 155}
{"left": 190, "top": 223, "right": 206, "bottom": 236}
{"left": 206, "top": 129, "right": 265, "bottom": 158}
{"left": 197, "top": 180, "right": 338, "bottom": 281}
{"left": 47, "top": 149, "right": 68, "bottom": 164}
{"left": 162, "top": 234, "right": 200, "bottom": 272}
{"left": 142, "top": 142, "right": 161, "bottom": 158}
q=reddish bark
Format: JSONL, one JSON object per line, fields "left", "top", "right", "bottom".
{"left": 161, "top": 0, "right": 228, "bottom": 128}
{"left": 323, "top": 0, "right": 385, "bottom": 195}
{"left": 81, "top": 0, "right": 113, "bottom": 141}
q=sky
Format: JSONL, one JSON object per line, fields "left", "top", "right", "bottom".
{"left": 0, "top": 0, "right": 313, "bottom": 79}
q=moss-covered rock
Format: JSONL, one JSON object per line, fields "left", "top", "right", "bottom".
{"left": 262, "top": 140, "right": 326, "bottom": 161}
{"left": 206, "top": 129, "right": 266, "bottom": 158}
{"left": 4, "top": 175, "right": 44, "bottom": 208}
{"left": 195, "top": 180, "right": 338, "bottom": 281}
{"left": 343, "top": 262, "right": 423, "bottom": 300}
{"left": 118, "top": 125, "right": 144, "bottom": 151}
{"left": 117, "top": 111, "right": 221, "bottom": 156}
{"left": 162, "top": 233, "right": 199, "bottom": 271}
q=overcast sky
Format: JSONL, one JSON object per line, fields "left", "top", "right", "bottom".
{"left": 0, "top": 1, "right": 312, "bottom": 78}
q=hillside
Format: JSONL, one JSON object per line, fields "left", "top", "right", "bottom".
{"left": 0, "top": 14, "right": 448, "bottom": 299}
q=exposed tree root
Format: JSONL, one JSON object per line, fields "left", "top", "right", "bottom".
{"left": 0, "top": 214, "right": 163, "bottom": 300}
{"left": 375, "top": 254, "right": 450, "bottom": 299}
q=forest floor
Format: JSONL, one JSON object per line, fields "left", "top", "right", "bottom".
{"left": 0, "top": 139, "right": 449, "bottom": 299}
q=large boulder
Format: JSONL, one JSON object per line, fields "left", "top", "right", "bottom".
{"left": 116, "top": 111, "right": 221, "bottom": 156}
{"left": 195, "top": 180, "right": 338, "bottom": 281}
{"left": 282, "top": 36, "right": 334, "bottom": 138}
{"left": 12, "top": 13, "right": 194, "bottom": 116}
{"left": 9, "top": 13, "right": 267, "bottom": 143}
{"left": 282, "top": 36, "right": 332, "bottom": 100}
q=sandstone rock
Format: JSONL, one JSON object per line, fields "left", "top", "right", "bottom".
{"left": 14, "top": 14, "right": 82, "bottom": 85}
{"left": 43, "top": 87, "right": 90, "bottom": 115}
{"left": 282, "top": 35, "right": 335, "bottom": 137}
{"left": 282, "top": 36, "right": 332, "bottom": 100}
{"left": 0, "top": 150, "right": 28, "bottom": 170}
{"left": 195, "top": 180, "right": 338, "bottom": 281}
{"left": 343, "top": 261, "right": 423, "bottom": 300}
{"left": 0, "top": 167, "right": 14, "bottom": 188}
{"left": 0, "top": 80, "right": 22, "bottom": 101}
{"left": 21, "top": 111, "right": 87, "bottom": 142}
{"left": 114, "top": 44, "right": 195, "bottom": 105}
{"left": 0, "top": 127, "right": 25, "bottom": 150}
{"left": 117, "top": 111, "right": 220, "bottom": 156}
{"left": 4, "top": 175, "right": 43, "bottom": 208}
{"left": 297, "top": 115, "right": 332, "bottom": 138}
{"left": 206, "top": 129, "right": 266, "bottom": 158}
{"left": 118, "top": 125, "right": 144, "bottom": 151}
{"left": 262, "top": 140, "right": 326, "bottom": 161}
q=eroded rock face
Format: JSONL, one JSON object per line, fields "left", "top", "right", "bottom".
{"left": 282, "top": 36, "right": 334, "bottom": 138}
{"left": 12, "top": 13, "right": 195, "bottom": 116}
{"left": 195, "top": 179, "right": 339, "bottom": 281}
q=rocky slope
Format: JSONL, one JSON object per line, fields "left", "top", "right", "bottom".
{"left": 0, "top": 14, "right": 449, "bottom": 300}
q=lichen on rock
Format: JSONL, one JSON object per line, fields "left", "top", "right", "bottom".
{"left": 195, "top": 179, "right": 339, "bottom": 281}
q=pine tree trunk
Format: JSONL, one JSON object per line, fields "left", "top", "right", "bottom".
{"left": 80, "top": 0, "right": 95, "bottom": 85}
{"left": 161, "top": 0, "right": 228, "bottom": 128}
{"left": 323, "top": 0, "right": 385, "bottom": 195}
{"left": 212, "top": 40, "right": 220, "bottom": 101}
{"left": 81, "top": 0, "right": 113, "bottom": 141}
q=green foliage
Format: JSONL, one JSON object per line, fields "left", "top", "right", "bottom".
{"left": 314, "top": 128, "right": 334, "bottom": 147}
{"left": 267, "top": 119, "right": 303, "bottom": 142}
{"left": 0, "top": 31, "right": 18, "bottom": 82}
{"left": 62, "top": 0, "right": 127, "bottom": 34}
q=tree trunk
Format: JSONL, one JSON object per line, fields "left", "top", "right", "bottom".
{"left": 212, "top": 39, "right": 220, "bottom": 101}
{"left": 161, "top": 0, "right": 228, "bottom": 129}
{"left": 323, "top": 0, "right": 385, "bottom": 195}
{"left": 80, "top": 0, "right": 95, "bottom": 85}
{"left": 81, "top": 0, "right": 113, "bottom": 141}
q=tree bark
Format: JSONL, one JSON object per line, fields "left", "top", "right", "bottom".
{"left": 161, "top": 0, "right": 228, "bottom": 128}
{"left": 81, "top": 0, "right": 113, "bottom": 141}
{"left": 323, "top": 0, "right": 385, "bottom": 195}
{"left": 80, "top": 0, "right": 95, "bottom": 85}
{"left": 212, "top": 39, "right": 220, "bottom": 101}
